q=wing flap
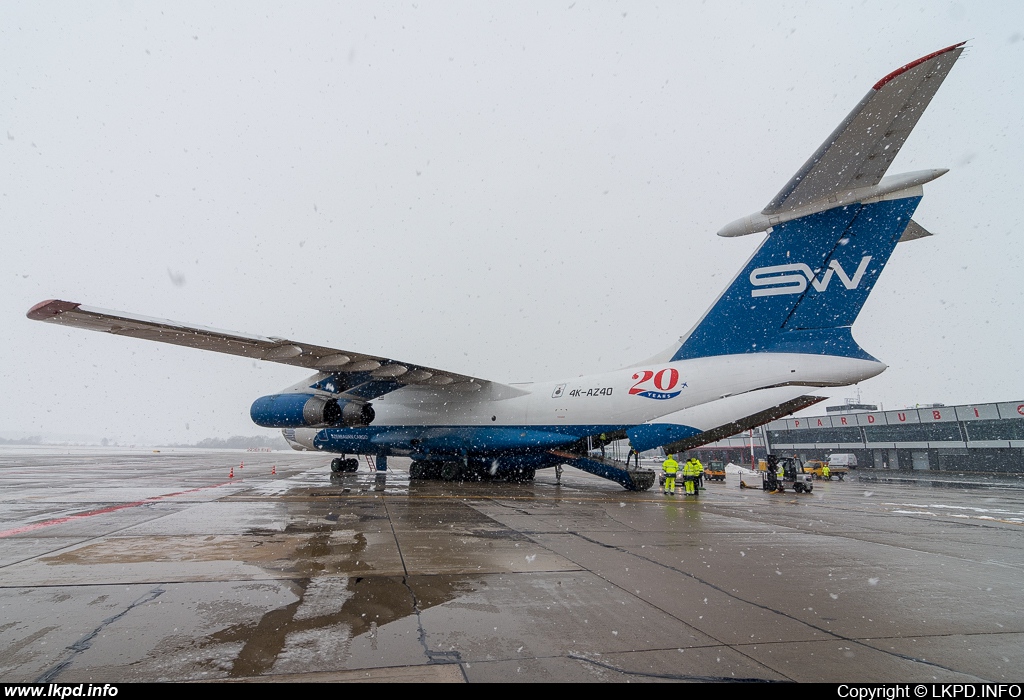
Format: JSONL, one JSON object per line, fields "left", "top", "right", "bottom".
{"left": 27, "top": 299, "right": 503, "bottom": 394}
{"left": 763, "top": 42, "right": 965, "bottom": 216}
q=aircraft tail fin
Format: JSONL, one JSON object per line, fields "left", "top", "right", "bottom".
{"left": 669, "top": 44, "right": 963, "bottom": 363}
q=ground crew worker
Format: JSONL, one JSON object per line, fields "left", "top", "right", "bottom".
{"left": 627, "top": 446, "right": 640, "bottom": 468}
{"left": 764, "top": 455, "right": 780, "bottom": 492}
{"left": 662, "top": 454, "right": 679, "bottom": 495}
{"left": 684, "top": 456, "right": 700, "bottom": 489}
{"left": 682, "top": 457, "right": 698, "bottom": 495}
{"left": 599, "top": 433, "right": 607, "bottom": 458}
{"left": 822, "top": 464, "right": 831, "bottom": 480}
{"left": 691, "top": 456, "right": 705, "bottom": 490}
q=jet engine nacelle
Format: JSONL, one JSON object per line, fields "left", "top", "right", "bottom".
{"left": 250, "top": 393, "right": 374, "bottom": 428}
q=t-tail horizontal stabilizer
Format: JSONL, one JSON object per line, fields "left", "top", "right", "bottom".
{"left": 763, "top": 42, "right": 963, "bottom": 222}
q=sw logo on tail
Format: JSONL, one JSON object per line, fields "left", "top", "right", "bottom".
{"left": 750, "top": 256, "right": 873, "bottom": 297}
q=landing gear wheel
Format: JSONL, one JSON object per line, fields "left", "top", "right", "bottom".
{"left": 411, "top": 461, "right": 441, "bottom": 480}
{"left": 343, "top": 458, "right": 359, "bottom": 473}
{"left": 440, "top": 463, "right": 461, "bottom": 482}
{"left": 330, "top": 458, "right": 343, "bottom": 473}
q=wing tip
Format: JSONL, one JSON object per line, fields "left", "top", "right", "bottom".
{"left": 27, "top": 299, "right": 80, "bottom": 321}
{"left": 872, "top": 41, "right": 967, "bottom": 91}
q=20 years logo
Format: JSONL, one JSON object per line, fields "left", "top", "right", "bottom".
{"left": 630, "top": 368, "right": 686, "bottom": 400}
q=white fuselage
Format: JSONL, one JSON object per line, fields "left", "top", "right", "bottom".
{"left": 374, "top": 352, "right": 884, "bottom": 427}
{"left": 287, "top": 353, "right": 884, "bottom": 452}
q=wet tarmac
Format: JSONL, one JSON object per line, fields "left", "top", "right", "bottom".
{"left": 1, "top": 446, "right": 1022, "bottom": 683}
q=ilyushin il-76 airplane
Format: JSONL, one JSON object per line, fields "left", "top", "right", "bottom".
{"left": 29, "top": 43, "right": 965, "bottom": 491}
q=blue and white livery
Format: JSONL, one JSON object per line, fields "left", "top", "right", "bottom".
{"left": 28, "top": 44, "right": 966, "bottom": 490}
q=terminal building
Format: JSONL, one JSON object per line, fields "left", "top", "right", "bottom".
{"left": 684, "top": 399, "right": 1024, "bottom": 473}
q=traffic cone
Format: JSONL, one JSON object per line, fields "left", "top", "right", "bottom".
{"left": 240, "top": 461, "right": 244, "bottom": 469}
{"left": 229, "top": 466, "right": 235, "bottom": 478}
{"left": 271, "top": 465, "right": 276, "bottom": 475}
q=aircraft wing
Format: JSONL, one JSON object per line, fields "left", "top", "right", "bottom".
{"left": 762, "top": 42, "right": 965, "bottom": 216}
{"left": 28, "top": 299, "right": 506, "bottom": 399}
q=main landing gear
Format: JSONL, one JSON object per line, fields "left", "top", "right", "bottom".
{"left": 330, "top": 457, "right": 359, "bottom": 473}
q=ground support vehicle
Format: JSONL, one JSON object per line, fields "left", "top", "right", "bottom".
{"left": 803, "top": 460, "right": 848, "bottom": 481}
{"left": 704, "top": 460, "right": 726, "bottom": 482}
{"left": 762, "top": 455, "right": 815, "bottom": 494}
{"left": 828, "top": 453, "right": 859, "bottom": 471}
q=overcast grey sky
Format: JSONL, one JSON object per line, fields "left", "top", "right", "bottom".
{"left": 3, "top": 2, "right": 1022, "bottom": 444}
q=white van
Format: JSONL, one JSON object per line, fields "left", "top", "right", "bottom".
{"left": 828, "top": 453, "right": 858, "bottom": 469}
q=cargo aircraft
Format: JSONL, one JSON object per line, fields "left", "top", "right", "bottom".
{"left": 29, "top": 43, "right": 965, "bottom": 490}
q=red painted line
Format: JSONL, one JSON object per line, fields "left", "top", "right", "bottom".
{"left": 873, "top": 41, "right": 966, "bottom": 90}
{"left": 0, "top": 480, "right": 233, "bottom": 538}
